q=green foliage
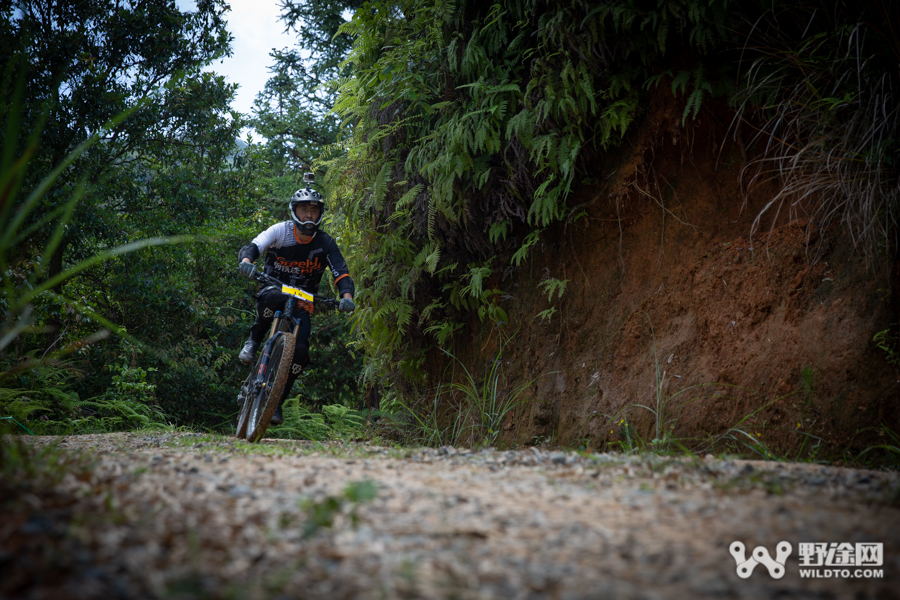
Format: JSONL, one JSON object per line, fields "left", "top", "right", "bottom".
{"left": 647, "top": 64, "right": 733, "bottom": 124}
{"left": 68, "top": 342, "right": 170, "bottom": 432}
{"left": 535, "top": 277, "right": 568, "bottom": 323}
{"left": 0, "top": 69, "right": 211, "bottom": 434}
{"left": 299, "top": 479, "right": 378, "bottom": 538}
{"left": 397, "top": 334, "right": 545, "bottom": 448}
{"left": 393, "top": 381, "right": 466, "bottom": 447}
{"left": 315, "top": 0, "right": 899, "bottom": 431}
{"left": 32, "top": 129, "right": 269, "bottom": 428}
{"left": 0, "top": 4, "right": 297, "bottom": 432}
{"left": 733, "top": 3, "right": 900, "bottom": 256}
{"left": 268, "top": 397, "right": 371, "bottom": 441}
{"left": 873, "top": 328, "right": 900, "bottom": 366}
{"left": 539, "top": 278, "right": 568, "bottom": 302}
{"left": 252, "top": 0, "right": 364, "bottom": 191}
{"left": 0, "top": 359, "right": 81, "bottom": 434}
{"left": 0, "top": 346, "right": 170, "bottom": 436}
{"left": 324, "top": 0, "right": 733, "bottom": 397}
{"left": 1, "top": 0, "right": 231, "bottom": 259}
{"left": 294, "top": 306, "right": 365, "bottom": 408}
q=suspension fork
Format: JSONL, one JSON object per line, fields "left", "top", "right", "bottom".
{"left": 268, "top": 311, "right": 283, "bottom": 340}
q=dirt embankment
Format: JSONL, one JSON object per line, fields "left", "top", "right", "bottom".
{"left": 444, "top": 88, "right": 899, "bottom": 456}
{"left": 2, "top": 432, "right": 899, "bottom": 599}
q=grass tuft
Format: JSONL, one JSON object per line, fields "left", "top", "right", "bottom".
{"left": 734, "top": 13, "right": 900, "bottom": 259}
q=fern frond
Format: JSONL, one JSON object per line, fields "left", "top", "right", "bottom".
{"left": 371, "top": 162, "right": 393, "bottom": 210}
{"left": 395, "top": 183, "right": 424, "bottom": 210}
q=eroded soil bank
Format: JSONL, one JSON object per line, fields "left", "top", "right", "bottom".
{"left": 3, "top": 432, "right": 899, "bottom": 599}
{"left": 439, "top": 90, "right": 900, "bottom": 457}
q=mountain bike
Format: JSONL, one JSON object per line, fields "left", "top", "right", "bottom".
{"left": 235, "top": 271, "right": 338, "bottom": 442}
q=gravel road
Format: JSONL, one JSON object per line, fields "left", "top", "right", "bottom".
{"left": 3, "top": 432, "right": 899, "bottom": 599}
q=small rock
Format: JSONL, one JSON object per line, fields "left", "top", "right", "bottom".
{"left": 228, "top": 485, "right": 252, "bottom": 497}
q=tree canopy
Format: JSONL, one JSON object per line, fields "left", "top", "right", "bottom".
{"left": 252, "top": 0, "right": 363, "bottom": 188}
{"left": 1, "top": 0, "right": 263, "bottom": 429}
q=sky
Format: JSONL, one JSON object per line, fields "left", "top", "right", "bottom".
{"left": 176, "top": 0, "right": 300, "bottom": 118}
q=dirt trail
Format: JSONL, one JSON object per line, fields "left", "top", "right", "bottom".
{"left": 3, "top": 432, "right": 899, "bottom": 599}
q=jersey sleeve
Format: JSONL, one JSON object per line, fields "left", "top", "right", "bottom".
{"left": 238, "top": 222, "right": 285, "bottom": 262}
{"left": 325, "top": 236, "right": 355, "bottom": 297}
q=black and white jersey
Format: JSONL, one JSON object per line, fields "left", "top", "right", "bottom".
{"left": 239, "top": 221, "right": 354, "bottom": 297}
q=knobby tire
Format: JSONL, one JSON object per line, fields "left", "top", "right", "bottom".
{"left": 244, "top": 332, "right": 295, "bottom": 443}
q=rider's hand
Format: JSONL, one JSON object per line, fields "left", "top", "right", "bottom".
{"left": 238, "top": 261, "right": 256, "bottom": 279}
{"left": 338, "top": 297, "right": 355, "bottom": 313}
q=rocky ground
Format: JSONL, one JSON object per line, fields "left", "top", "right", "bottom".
{"left": 2, "top": 432, "right": 898, "bottom": 599}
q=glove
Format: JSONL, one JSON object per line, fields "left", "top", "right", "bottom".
{"left": 338, "top": 297, "right": 355, "bottom": 313}
{"left": 238, "top": 261, "right": 256, "bottom": 279}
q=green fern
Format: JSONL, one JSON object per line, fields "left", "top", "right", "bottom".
{"left": 395, "top": 183, "right": 424, "bottom": 210}
{"left": 539, "top": 278, "right": 568, "bottom": 301}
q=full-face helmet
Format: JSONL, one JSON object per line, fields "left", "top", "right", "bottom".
{"left": 289, "top": 182, "right": 325, "bottom": 236}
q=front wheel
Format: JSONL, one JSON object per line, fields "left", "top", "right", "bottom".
{"left": 235, "top": 372, "right": 256, "bottom": 440}
{"left": 243, "top": 332, "right": 295, "bottom": 443}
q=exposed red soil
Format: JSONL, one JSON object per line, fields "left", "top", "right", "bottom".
{"left": 442, "top": 89, "right": 900, "bottom": 459}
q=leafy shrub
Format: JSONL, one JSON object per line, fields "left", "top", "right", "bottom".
{"left": 0, "top": 359, "right": 81, "bottom": 434}
{"left": 268, "top": 397, "right": 371, "bottom": 441}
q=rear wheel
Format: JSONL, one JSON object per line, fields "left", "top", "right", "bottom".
{"left": 244, "top": 332, "right": 295, "bottom": 443}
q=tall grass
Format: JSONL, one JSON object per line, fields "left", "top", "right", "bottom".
{"left": 394, "top": 334, "right": 546, "bottom": 448}
{"left": 733, "top": 11, "right": 900, "bottom": 257}
{"left": 609, "top": 385, "right": 820, "bottom": 461}
{"left": 394, "top": 381, "right": 468, "bottom": 447}
{"left": 853, "top": 423, "right": 900, "bottom": 469}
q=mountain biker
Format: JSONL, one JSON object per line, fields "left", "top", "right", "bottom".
{"left": 237, "top": 178, "right": 355, "bottom": 425}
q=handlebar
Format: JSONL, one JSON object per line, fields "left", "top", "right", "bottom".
{"left": 247, "top": 269, "right": 340, "bottom": 309}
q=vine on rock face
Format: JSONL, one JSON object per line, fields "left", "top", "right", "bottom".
{"left": 323, "top": 0, "right": 730, "bottom": 401}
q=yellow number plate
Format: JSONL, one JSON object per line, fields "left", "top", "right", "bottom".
{"left": 281, "top": 285, "right": 313, "bottom": 302}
